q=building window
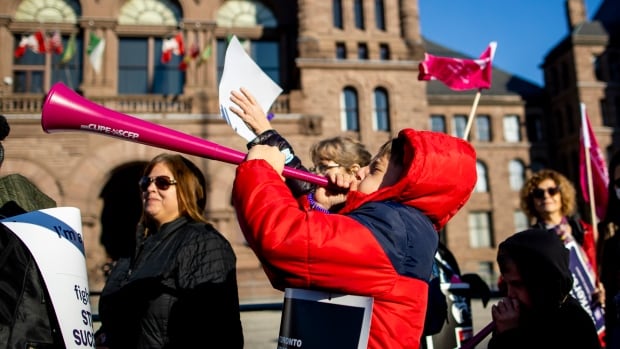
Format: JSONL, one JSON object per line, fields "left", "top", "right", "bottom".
{"left": 358, "top": 43, "right": 368, "bottom": 59}
{"left": 216, "top": 3, "right": 280, "bottom": 86}
{"left": 503, "top": 115, "right": 521, "bottom": 142}
{"left": 469, "top": 212, "right": 493, "bottom": 248}
{"left": 13, "top": 33, "right": 83, "bottom": 93}
{"left": 341, "top": 87, "right": 359, "bottom": 131}
{"left": 452, "top": 115, "right": 467, "bottom": 139}
{"left": 476, "top": 115, "right": 491, "bottom": 142}
{"left": 336, "top": 42, "right": 347, "bottom": 59}
{"left": 379, "top": 43, "right": 390, "bottom": 60}
{"left": 430, "top": 114, "right": 446, "bottom": 133}
{"left": 374, "top": 0, "right": 385, "bottom": 30}
{"left": 508, "top": 159, "right": 525, "bottom": 191}
{"left": 373, "top": 87, "right": 390, "bottom": 131}
{"left": 333, "top": 0, "right": 343, "bottom": 29}
{"left": 514, "top": 210, "right": 529, "bottom": 233}
{"left": 118, "top": 37, "right": 185, "bottom": 95}
{"left": 354, "top": 0, "right": 365, "bottom": 30}
{"left": 12, "top": 0, "right": 81, "bottom": 93}
{"left": 475, "top": 161, "right": 489, "bottom": 193}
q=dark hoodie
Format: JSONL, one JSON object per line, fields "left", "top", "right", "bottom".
{"left": 233, "top": 128, "right": 477, "bottom": 348}
{"left": 488, "top": 229, "right": 601, "bottom": 349}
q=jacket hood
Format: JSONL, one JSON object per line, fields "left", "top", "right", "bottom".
{"left": 498, "top": 228, "right": 573, "bottom": 307}
{"left": 340, "top": 128, "right": 477, "bottom": 231}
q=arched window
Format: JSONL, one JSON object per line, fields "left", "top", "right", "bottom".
{"left": 216, "top": 1, "right": 280, "bottom": 85}
{"left": 13, "top": 0, "right": 82, "bottom": 93}
{"left": 333, "top": 0, "right": 343, "bottom": 29}
{"left": 117, "top": 0, "right": 184, "bottom": 94}
{"left": 373, "top": 87, "right": 390, "bottom": 131}
{"left": 353, "top": 0, "right": 365, "bottom": 29}
{"left": 341, "top": 87, "right": 359, "bottom": 131}
{"left": 474, "top": 160, "right": 488, "bottom": 192}
{"left": 508, "top": 159, "right": 525, "bottom": 191}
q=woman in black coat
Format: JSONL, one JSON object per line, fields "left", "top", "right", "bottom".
{"left": 96, "top": 154, "right": 243, "bottom": 348}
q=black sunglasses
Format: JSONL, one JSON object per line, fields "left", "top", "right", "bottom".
{"left": 614, "top": 178, "right": 620, "bottom": 187}
{"left": 532, "top": 186, "right": 560, "bottom": 199}
{"left": 139, "top": 176, "right": 177, "bottom": 191}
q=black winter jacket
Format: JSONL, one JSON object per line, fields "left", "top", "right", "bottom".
{"left": 98, "top": 216, "right": 243, "bottom": 348}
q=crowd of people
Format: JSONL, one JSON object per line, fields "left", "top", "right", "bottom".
{"left": 1, "top": 81, "right": 620, "bottom": 349}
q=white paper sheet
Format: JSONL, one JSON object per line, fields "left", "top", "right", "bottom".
{"left": 218, "top": 36, "right": 283, "bottom": 142}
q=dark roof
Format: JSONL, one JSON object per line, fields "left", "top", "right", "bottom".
{"left": 422, "top": 39, "right": 544, "bottom": 98}
{"left": 592, "top": 0, "right": 620, "bottom": 45}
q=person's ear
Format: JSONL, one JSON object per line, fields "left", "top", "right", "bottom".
{"left": 349, "top": 164, "right": 361, "bottom": 174}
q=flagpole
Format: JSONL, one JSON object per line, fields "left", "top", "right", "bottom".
{"left": 581, "top": 103, "right": 599, "bottom": 243}
{"left": 462, "top": 89, "right": 481, "bottom": 140}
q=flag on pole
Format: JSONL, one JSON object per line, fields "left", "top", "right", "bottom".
{"left": 178, "top": 41, "right": 200, "bottom": 71}
{"left": 197, "top": 43, "right": 212, "bottom": 66}
{"left": 14, "top": 31, "right": 47, "bottom": 58}
{"left": 418, "top": 42, "right": 497, "bottom": 91}
{"left": 161, "top": 32, "right": 185, "bottom": 64}
{"left": 61, "top": 33, "right": 77, "bottom": 64}
{"left": 49, "top": 30, "right": 63, "bottom": 55}
{"left": 87, "top": 32, "right": 105, "bottom": 74}
{"left": 579, "top": 103, "right": 609, "bottom": 220}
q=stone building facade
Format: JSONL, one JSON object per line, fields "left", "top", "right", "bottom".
{"left": 0, "top": 0, "right": 617, "bottom": 308}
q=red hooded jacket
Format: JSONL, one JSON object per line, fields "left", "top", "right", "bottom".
{"left": 233, "top": 129, "right": 477, "bottom": 348}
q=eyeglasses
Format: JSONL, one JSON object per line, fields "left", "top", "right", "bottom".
{"left": 310, "top": 163, "right": 342, "bottom": 174}
{"left": 532, "top": 186, "right": 560, "bottom": 199}
{"left": 139, "top": 176, "right": 177, "bottom": 191}
{"left": 614, "top": 178, "right": 620, "bottom": 187}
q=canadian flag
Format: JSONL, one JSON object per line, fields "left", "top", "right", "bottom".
{"left": 48, "top": 30, "right": 63, "bottom": 55}
{"left": 161, "top": 32, "right": 185, "bottom": 64}
{"left": 14, "top": 31, "right": 47, "bottom": 58}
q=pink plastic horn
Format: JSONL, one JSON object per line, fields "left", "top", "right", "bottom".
{"left": 459, "top": 321, "right": 495, "bottom": 349}
{"left": 41, "top": 82, "right": 328, "bottom": 187}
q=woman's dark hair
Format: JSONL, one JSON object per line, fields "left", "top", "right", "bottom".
{"left": 139, "top": 154, "right": 209, "bottom": 233}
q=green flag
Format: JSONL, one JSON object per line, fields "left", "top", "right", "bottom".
{"left": 197, "top": 44, "right": 212, "bottom": 66}
{"left": 87, "top": 32, "right": 105, "bottom": 74}
{"left": 60, "top": 33, "right": 76, "bottom": 64}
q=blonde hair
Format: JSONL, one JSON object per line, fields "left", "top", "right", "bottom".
{"left": 310, "top": 136, "right": 371, "bottom": 174}
{"left": 519, "top": 169, "right": 576, "bottom": 220}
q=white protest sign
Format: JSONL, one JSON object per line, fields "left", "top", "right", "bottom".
{"left": 218, "top": 35, "right": 283, "bottom": 141}
{"left": 2, "top": 207, "right": 94, "bottom": 348}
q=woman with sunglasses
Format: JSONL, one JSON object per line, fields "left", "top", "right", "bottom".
{"left": 96, "top": 153, "right": 243, "bottom": 349}
{"left": 519, "top": 169, "right": 605, "bottom": 346}
{"left": 598, "top": 151, "right": 620, "bottom": 349}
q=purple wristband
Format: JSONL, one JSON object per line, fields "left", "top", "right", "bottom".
{"left": 308, "top": 192, "right": 330, "bottom": 214}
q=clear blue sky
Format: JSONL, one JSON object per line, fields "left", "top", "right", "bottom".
{"left": 418, "top": 0, "right": 604, "bottom": 86}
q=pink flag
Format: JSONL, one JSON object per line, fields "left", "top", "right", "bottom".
{"left": 579, "top": 103, "right": 609, "bottom": 220}
{"left": 418, "top": 42, "right": 497, "bottom": 91}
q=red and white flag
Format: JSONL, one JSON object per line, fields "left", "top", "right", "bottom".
{"left": 48, "top": 30, "right": 63, "bottom": 55}
{"left": 579, "top": 103, "right": 609, "bottom": 221}
{"left": 161, "top": 32, "right": 185, "bottom": 64}
{"left": 14, "top": 30, "right": 47, "bottom": 58}
{"left": 418, "top": 42, "right": 497, "bottom": 91}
